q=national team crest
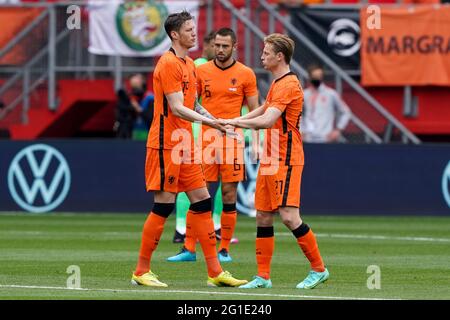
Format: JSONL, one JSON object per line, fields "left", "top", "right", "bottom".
{"left": 231, "top": 78, "right": 237, "bottom": 86}
{"left": 116, "top": 0, "right": 168, "bottom": 51}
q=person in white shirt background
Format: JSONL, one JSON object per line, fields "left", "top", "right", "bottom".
{"left": 301, "top": 64, "right": 352, "bottom": 143}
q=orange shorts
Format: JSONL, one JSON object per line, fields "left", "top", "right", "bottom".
{"left": 202, "top": 147, "right": 245, "bottom": 183}
{"left": 145, "top": 148, "right": 206, "bottom": 193}
{"left": 203, "top": 163, "right": 245, "bottom": 183}
{"left": 254, "top": 165, "right": 303, "bottom": 212}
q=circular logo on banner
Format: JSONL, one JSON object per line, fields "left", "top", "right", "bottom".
{"left": 116, "top": 0, "right": 168, "bottom": 51}
{"left": 236, "top": 146, "right": 257, "bottom": 217}
{"left": 7, "top": 144, "right": 71, "bottom": 213}
{"left": 327, "top": 19, "right": 360, "bottom": 57}
{"left": 442, "top": 161, "right": 450, "bottom": 209}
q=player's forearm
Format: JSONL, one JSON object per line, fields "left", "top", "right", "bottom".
{"left": 234, "top": 116, "right": 271, "bottom": 130}
{"left": 234, "top": 107, "right": 280, "bottom": 129}
{"left": 194, "top": 100, "right": 215, "bottom": 120}
{"left": 173, "top": 104, "right": 215, "bottom": 126}
{"left": 166, "top": 91, "right": 214, "bottom": 125}
{"left": 236, "top": 105, "right": 265, "bottom": 120}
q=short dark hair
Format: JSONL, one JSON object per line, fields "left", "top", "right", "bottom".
{"left": 215, "top": 27, "right": 237, "bottom": 44}
{"left": 203, "top": 30, "right": 216, "bottom": 44}
{"left": 164, "top": 11, "right": 193, "bottom": 40}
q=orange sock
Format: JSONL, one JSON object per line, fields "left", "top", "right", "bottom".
{"left": 295, "top": 225, "right": 325, "bottom": 272}
{"left": 135, "top": 212, "right": 167, "bottom": 276}
{"left": 256, "top": 226, "right": 274, "bottom": 280}
{"left": 218, "top": 210, "right": 237, "bottom": 252}
{"left": 191, "top": 211, "right": 222, "bottom": 278}
{"left": 184, "top": 210, "right": 196, "bottom": 252}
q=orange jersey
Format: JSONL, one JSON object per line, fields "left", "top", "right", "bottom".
{"left": 262, "top": 72, "right": 304, "bottom": 166}
{"left": 197, "top": 60, "right": 257, "bottom": 118}
{"left": 197, "top": 60, "right": 257, "bottom": 149}
{"left": 147, "top": 48, "right": 197, "bottom": 149}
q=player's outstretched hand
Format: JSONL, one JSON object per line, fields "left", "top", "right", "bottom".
{"left": 213, "top": 119, "right": 242, "bottom": 142}
{"left": 217, "top": 118, "right": 236, "bottom": 126}
{"left": 209, "top": 120, "right": 226, "bottom": 133}
{"left": 224, "top": 124, "right": 235, "bottom": 132}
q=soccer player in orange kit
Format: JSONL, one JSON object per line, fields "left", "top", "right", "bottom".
{"left": 131, "top": 11, "right": 247, "bottom": 288}
{"left": 219, "top": 33, "right": 329, "bottom": 289}
{"left": 167, "top": 28, "right": 259, "bottom": 263}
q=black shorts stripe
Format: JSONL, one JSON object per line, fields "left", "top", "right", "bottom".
{"left": 282, "top": 165, "right": 293, "bottom": 207}
{"left": 285, "top": 131, "right": 292, "bottom": 166}
{"left": 282, "top": 112, "right": 287, "bottom": 134}
{"left": 159, "top": 115, "right": 165, "bottom": 190}
{"left": 163, "top": 96, "right": 169, "bottom": 117}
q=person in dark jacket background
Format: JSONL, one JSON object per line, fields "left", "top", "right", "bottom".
{"left": 114, "top": 73, "right": 154, "bottom": 139}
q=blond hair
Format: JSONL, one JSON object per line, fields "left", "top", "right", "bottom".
{"left": 264, "top": 33, "right": 295, "bottom": 64}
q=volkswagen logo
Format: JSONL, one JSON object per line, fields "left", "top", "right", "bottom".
{"left": 7, "top": 144, "right": 71, "bottom": 213}
{"left": 327, "top": 19, "right": 360, "bottom": 57}
{"left": 442, "top": 161, "right": 450, "bottom": 209}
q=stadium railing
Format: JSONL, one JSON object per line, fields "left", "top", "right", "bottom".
{"left": 257, "top": 0, "right": 420, "bottom": 144}
{"left": 0, "top": 0, "right": 423, "bottom": 143}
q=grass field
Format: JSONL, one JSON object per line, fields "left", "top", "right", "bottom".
{"left": 0, "top": 213, "right": 449, "bottom": 300}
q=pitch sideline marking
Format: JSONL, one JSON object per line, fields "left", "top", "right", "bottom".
{"left": 278, "top": 233, "right": 450, "bottom": 243}
{"left": 2, "top": 231, "right": 449, "bottom": 243}
{"left": 0, "top": 284, "right": 399, "bottom": 300}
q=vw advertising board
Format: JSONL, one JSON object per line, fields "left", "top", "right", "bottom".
{"left": 1, "top": 141, "right": 449, "bottom": 215}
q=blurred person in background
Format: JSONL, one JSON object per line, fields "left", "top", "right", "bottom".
{"left": 301, "top": 64, "right": 351, "bottom": 143}
{"left": 195, "top": 30, "right": 216, "bottom": 66}
{"left": 114, "top": 73, "right": 154, "bottom": 139}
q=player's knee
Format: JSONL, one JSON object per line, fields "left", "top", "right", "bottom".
{"left": 280, "top": 212, "right": 301, "bottom": 229}
{"left": 256, "top": 211, "right": 273, "bottom": 226}
{"left": 152, "top": 202, "right": 175, "bottom": 218}
{"left": 189, "top": 198, "right": 212, "bottom": 213}
{"left": 222, "top": 184, "right": 237, "bottom": 203}
{"left": 222, "top": 193, "right": 236, "bottom": 204}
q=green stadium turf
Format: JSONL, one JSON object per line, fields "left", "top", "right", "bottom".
{"left": 0, "top": 213, "right": 449, "bottom": 300}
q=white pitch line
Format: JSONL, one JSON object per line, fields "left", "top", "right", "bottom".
{"left": 0, "top": 284, "right": 398, "bottom": 300}
{"left": 278, "top": 233, "right": 450, "bottom": 243}
{"left": 2, "top": 231, "right": 449, "bottom": 243}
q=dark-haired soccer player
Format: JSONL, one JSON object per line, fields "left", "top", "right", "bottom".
{"left": 131, "top": 11, "right": 247, "bottom": 288}
{"left": 167, "top": 27, "right": 259, "bottom": 263}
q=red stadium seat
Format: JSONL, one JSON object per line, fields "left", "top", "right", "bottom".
{"left": 330, "top": 0, "right": 359, "bottom": 4}
{"left": 330, "top": 0, "right": 399, "bottom": 3}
